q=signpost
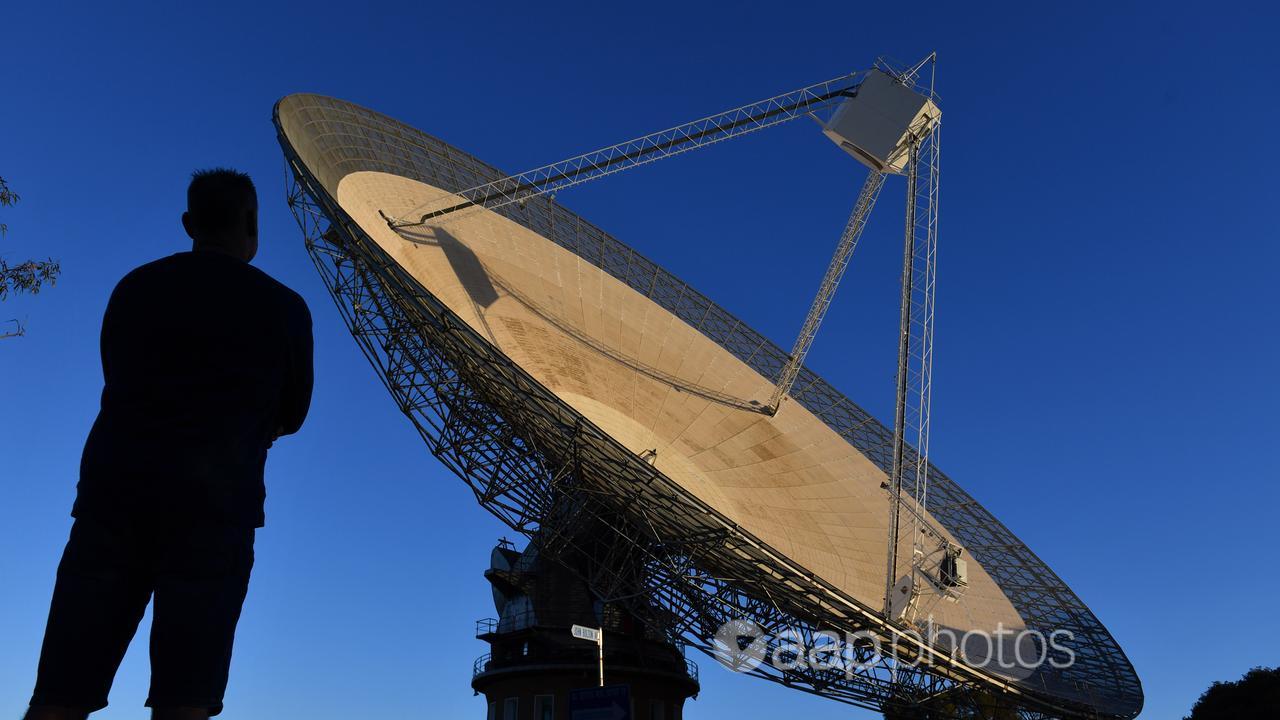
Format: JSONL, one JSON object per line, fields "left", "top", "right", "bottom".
{"left": 571, "top": 624, "right": 604, "bottom": 687}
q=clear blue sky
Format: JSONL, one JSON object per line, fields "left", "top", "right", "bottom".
{"left": 1, "top": 2, "right": 1276, "bottom": 718}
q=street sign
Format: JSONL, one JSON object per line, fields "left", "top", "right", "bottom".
{"left": 569, "top": 684, "right": 630, "bottom": 720}
{"left": 571, "top": 624, "right": 606, "bottom": 685}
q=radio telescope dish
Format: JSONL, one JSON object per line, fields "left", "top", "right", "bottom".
{"left": 275, "top": 71, "right": 1141, "bottom": 719}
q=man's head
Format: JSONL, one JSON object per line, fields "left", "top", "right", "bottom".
{"left": 182, "top": 168, "right": 258, "bottom": 261}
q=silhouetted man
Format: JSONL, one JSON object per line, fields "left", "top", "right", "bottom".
{"left": 27, "top": 168, "right": 313, "bottom": 720}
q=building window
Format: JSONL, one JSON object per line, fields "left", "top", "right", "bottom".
{"left": 534, "top": 694, "right": 554, "bottom": 720}
{"left": 504, "top": 697, "right": 518, "bottom": 720}
{"left": 649, "top": 700, "right": 664, "bottom": 720}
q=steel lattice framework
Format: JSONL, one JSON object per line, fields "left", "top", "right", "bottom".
{"left": 387, "top": 71, "right": 865, "bottom": 228}
{"left": 275, "top": 90, "right": 1141, "bottom": 719}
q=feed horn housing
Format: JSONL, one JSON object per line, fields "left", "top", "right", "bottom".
{"left": 823, "top": 69, "right": 941, "bottom": 174}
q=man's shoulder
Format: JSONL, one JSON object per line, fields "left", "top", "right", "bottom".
{"left": 123, "top": 253, "right": 290, "bottom": 290}
{"left": 119, "top": 252, "right": 183, "bottom": 281}
{"left": 110, "top": 254, "right": 187, "bottom": 298}
{"left": 120, "top": 251, "right": 232, "bottom": 284}
{"left": 114, "top": 252, "right": 308, "bottom": 316}
{"left": 254, "top": 267, "right": 309, "bottom": 315}
{"left": 242, "top": 265, "right": 311, "bottom": 331}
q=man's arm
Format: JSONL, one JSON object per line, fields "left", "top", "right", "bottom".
{"left": 98, "top": 271, "right": 140, "bottom": 384}
{"left": 278, "top": 295, "right": 314, "bottom": 437}
{"left": 99, "top": 285, "right": 121, "bottom": 383}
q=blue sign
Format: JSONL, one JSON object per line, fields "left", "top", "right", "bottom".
{"left": 569, "top": 684, "right": 630, "bottom": 720}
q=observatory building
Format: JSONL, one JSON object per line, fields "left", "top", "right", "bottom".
{"left": 275, "top": 61, "right": 1141, "bottom": 719}
{"left": 473, "top": 539, "right": 698, "bottom": 719}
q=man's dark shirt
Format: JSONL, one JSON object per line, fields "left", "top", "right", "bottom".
{"left": 73, "top": 251, "right": 313, "bottom": 528}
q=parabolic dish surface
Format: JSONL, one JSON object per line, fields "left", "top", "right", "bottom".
{"left": 275, "top": 93, "right": 1141, "bottom": 718}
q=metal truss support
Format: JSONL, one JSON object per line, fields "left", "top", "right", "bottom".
{"left": 767, "top": 170, "right": 885, "bottom": 415}
{"left": 885, "top": 92, "right": 943, "bottom": 623}
{"left": 907, "top": 120, "right": 942, "bottom": 571}
{"left": 885, "top": 136, "right": 920, "bottom": 618}
{"left": 387, "top": 71, "right": 866, "bottom": 228}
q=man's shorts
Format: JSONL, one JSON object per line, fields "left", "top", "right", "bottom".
{"left": 30, "top": 516, "right": 255, "bottom": 715}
